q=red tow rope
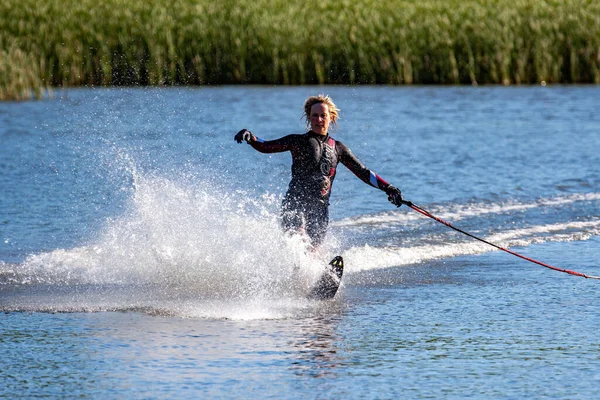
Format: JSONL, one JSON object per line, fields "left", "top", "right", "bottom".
{"left": 402, "top": 200, "right": 600, "bottom": 280}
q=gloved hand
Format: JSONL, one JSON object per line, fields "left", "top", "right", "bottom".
{"left": 385, "top": 185, "right": 403, "bottom": 207}
{"left": 234, "top": 129, "right": 255, "bottom": 143}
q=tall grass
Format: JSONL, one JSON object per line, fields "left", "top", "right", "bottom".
{"left": 1, "top": 0, "right": 599, "bottom": 100}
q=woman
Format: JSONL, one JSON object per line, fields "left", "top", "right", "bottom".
{"left": 234, "top": 94, "right": 403, "bottom": 247}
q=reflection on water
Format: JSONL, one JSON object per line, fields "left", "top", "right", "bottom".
{"left": 1, "top": 307, "right": 350, "bottom": 397}
{"left": 289, "top": 315, "right": 344, "bottom": 379}
{"left": 80, "top": 306, "right": 350, "bottom": 395}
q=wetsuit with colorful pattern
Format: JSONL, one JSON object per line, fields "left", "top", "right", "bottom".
{"left": 249, "top": 131, "right": 392, "bottom": 245}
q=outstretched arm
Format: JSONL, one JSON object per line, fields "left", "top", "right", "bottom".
{"left": 338, "top": 141, "right": 404, "bottom": 207}
{"left": 234, "top": 129, "right": 293, "bottom": 154}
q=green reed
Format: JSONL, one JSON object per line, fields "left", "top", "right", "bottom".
{"left": 1, "top": 0, "right": 599, "bottom": 100}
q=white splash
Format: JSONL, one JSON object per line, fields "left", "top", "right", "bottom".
{"left": 9, "top": 173, "right": 339, "bottom": 316}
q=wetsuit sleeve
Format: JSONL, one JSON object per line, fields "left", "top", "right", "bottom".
{"left": 337, "top": 141, "right": 392, "bottom": 191}
{"left": 248, "top": 134, "right": 296, "bottom": 154}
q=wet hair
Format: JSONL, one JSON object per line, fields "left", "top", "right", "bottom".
{"left": 303, "top": 94, "right": 340, "bottom": 130}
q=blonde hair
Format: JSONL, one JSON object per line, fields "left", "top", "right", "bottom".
{"left": 303, "top": 94, "right": 340, "bottom": 130}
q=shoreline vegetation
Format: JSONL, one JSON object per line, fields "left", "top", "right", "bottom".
{"left": 1, "top": 0, "right": 599, "bottom": 100}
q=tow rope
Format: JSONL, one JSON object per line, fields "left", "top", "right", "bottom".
{"left": 402, "top": 200, "right": 600, "bottom": 280}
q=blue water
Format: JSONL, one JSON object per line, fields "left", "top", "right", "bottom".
{"left": 1, "top": 86, "right": 599, "bottom": 398}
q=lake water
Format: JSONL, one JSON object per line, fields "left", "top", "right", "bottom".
{"left": 1, "top": 86, "right": 599, "bottom": 398}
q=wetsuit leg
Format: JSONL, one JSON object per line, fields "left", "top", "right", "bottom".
{"left": 304, "top": 203, "right": 329, "bottom": 247}
{"left": 281, "top": 194, "right": 303, "bottom": 233}
{"left": 281, "top": 194, "right": 329, "bottom": 247}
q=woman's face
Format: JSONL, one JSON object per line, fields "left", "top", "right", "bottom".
{"left": 310, "top": 103, "right": 331, "bottom": 135}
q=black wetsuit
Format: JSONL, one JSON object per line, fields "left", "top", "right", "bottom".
{"left": 250, "top": 131, "right": 391, "bottom": 246}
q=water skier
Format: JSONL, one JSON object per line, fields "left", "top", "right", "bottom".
{"left": 234, "top": 94, "right": 403, "bottom": 248}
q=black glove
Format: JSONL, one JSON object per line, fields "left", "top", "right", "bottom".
{"left": 234, "top": 129, "right": 255, "bottom": 143}
{"left": 385, "top": 185, "right": 403, "bottom": 207}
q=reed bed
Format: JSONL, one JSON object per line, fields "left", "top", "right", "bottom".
{"left": 1, "top": 0, "right": 599, "bottom": 100}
